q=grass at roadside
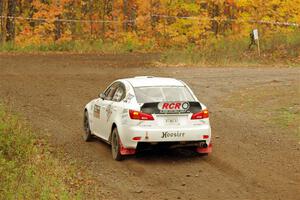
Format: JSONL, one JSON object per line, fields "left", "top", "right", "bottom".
{"left": 0, "top": 104, "right": 86, "bottom": 199}
{"left": 0, "top": 38, "right": 153, "bottom": 53}
{"left": 159, "top": 31, "right": 300, "bottom": 67}
{"left": 0, "top": 31, "right": 299, "bottom": 67}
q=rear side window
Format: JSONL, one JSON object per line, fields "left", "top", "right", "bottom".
{"left": 134, "top": 86, "right": 195, "bottom": 103}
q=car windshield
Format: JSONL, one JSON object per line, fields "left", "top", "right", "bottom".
{"left": 134, "top": 86, "right": 195, "bottom": 103}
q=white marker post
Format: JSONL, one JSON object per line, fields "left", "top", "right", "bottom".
{"left": 253, "top": 29, "right": 260, "bottom": 56}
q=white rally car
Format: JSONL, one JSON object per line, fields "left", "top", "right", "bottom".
{"left": 83, "top": 76, "right": 212, "bottom": 160}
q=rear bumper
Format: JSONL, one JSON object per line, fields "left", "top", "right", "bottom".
{"left": 120, "top": 141, "right": 212, "bottom": 155}
{"left": 119, "top": 124, "right": 211, "bottom": 149}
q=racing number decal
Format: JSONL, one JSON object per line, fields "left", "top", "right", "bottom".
{"left": 93, "top": 105, "right": 101, "bottom": 119}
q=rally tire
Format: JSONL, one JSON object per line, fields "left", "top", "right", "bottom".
{"left": 111, "top": 127, "right": 124, "bottom": 161}
{"left": 83, "top": 111, "right": 93, "bottom": 142}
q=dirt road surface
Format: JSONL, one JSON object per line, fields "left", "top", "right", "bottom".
{"left": 0, "top": 54, "right": 299, "bottom": 200}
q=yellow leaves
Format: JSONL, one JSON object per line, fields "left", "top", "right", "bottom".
{"left": 16, "top": 25, "right": 55, "bottom": 47}
{"left": 7, "top": 0, "right": 300, "bottom": 48}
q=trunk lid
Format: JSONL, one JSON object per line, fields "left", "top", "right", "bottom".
{"left": 141, "top": 101, "right": 202, "bottom": 114}
{"left": 140, "top": 101, "right": 202, "bottom": 127}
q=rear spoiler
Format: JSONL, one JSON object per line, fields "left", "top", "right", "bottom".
{"left": 141, "top": 102, "right": 202, "bottom": 114}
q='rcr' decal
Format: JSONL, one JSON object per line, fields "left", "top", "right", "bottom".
{"left": 158, "top": 102, "right": 190, "bottom": 113}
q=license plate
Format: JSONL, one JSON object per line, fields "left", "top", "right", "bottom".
{"left": 165, "top": 117, "right": 180, "bottom": 125}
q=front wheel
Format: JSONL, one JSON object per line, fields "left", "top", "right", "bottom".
{"left": 111, "top": 128, "right": 123, "bottom": 161}
{"left": 83, "top": 111, "right": 93, "bottom": 142}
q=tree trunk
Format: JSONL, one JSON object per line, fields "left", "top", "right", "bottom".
{"left": 101, "top": 0, "right": 107, "bottom": 39}
{"left": 54, "top": 1, "right": 62, "bottom": 41}
{"left": 72, "top": 0, "right": 82, "bottom": 39}
{"left": 130, "top": 1, "right": 136, "bottom": 32}
{"left": 123, "top": 0, "right": 128, "bottom": 31}
{"left": 26, "top": 0, "right": 35, "bottom": 30}
{"left": 89, "top": 0, "right": 94, "bottom": 36}
{"left": 6, "top": 0, "right": 16, "bottom": 42}
{"left": 54, "top": 16, "right": 62, "bottom": 41}
{"left": 0, "top": 0, "right": 4, "bottom": 43}
{"left": 111, "top": 0, "right": 117, "bottom": 38}
{"left": 150, "top": 0, "right": 154, "bottom": 31}
{"left": 211, "top": 3, "right": 220, "bottom": 36}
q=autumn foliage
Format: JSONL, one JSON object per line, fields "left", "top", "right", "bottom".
{"left": 0, "top": 0, "right": 299, "bottom": 49}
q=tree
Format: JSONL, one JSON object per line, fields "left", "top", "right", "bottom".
{"left": 0, "top": 0, "right": 298, "bottom": 47}
{"left": 0, "top": 0, "right": 5, "bottom": 43}
{"left": 6, "top": 0, "right": 16, "bottom": 42}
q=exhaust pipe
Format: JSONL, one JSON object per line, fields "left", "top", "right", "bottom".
{"left": 199, "top": 142, "right": 208, "bottom": 148}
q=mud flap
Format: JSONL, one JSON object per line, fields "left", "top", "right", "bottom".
{"left": 119, "top": 139, "right": 136, "bottom": 155}
{"left": 197, "top": 143, "right": 212, "bottom": 154}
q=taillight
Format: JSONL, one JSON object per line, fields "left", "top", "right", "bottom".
{"left": 191, "top": 109, "right": 209, "bottom": 120}
{"left": 203, "top": 135, "right": 209, "bottom": 139}
{"left": 129, "top": 110, "right": 154, "bottom": 120}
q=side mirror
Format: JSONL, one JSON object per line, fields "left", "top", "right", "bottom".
{"left": 99, "top": 93, "right": 105, "bottom": 100}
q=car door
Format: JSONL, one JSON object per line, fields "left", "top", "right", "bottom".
{"left": 92, "top": 82, "right": 118, "bottom": 139}
{"left": 102, "top": 84, "right": 126, "bottom": 140}
{"left": 91, "top": 98, "right": 103, "bottom": 136}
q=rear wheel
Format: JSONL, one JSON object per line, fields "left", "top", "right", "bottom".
{"left": 111, "top": 128, "right": 123, "bottom": 161}
{"left": 83, "top": 111, "right": 92, "bottom": 142}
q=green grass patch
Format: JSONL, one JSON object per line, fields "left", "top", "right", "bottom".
{"left": 0, "top": 38, "right": 155, "bottom": 53}
{"left": 0, "top": 104, "right": 84, "bottom": 199}
{"left": 273, "top": 107, "right": 300, "bottom": 136}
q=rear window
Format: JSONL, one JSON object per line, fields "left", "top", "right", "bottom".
{"left": 134, "top": 86, "right": 195, "bottom": 103}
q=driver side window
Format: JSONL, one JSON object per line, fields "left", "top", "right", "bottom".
{"left": 104, "top": 83, "right": 119, "bottom": 101}
{"left": 112, "top": 86, "right": 125, "bottom": 102}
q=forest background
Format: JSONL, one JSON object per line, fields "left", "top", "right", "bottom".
{"left": 0, "top": 0, "right": 299, "bottom": 66}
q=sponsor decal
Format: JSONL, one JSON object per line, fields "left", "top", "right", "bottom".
{"left": 124, "top": 93, "right": 135, "bottom": 103}
{"left": 106, "top": 104, "right": 113, "bottom": 121}
{"left": 121, "top": 109, "right": 129, "bottom": 124}
{"left": 161, "top": 131, "right": 185, "bottom": 138}
{"left": 158, "top": 102, "right": 190, "bottom": 113}
{"left": 121, "top": 109, "right": 128, "bottom": 118}
{"left": 93, "top": 105, "right": 101, "bottom": 119}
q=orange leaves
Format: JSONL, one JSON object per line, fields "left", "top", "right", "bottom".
{"left": 3, "top": 0, "right": 298, "bottom": 48}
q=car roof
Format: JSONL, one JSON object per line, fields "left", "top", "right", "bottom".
{"left": 121, "top": 76, "right": 185, "bottom": 87}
